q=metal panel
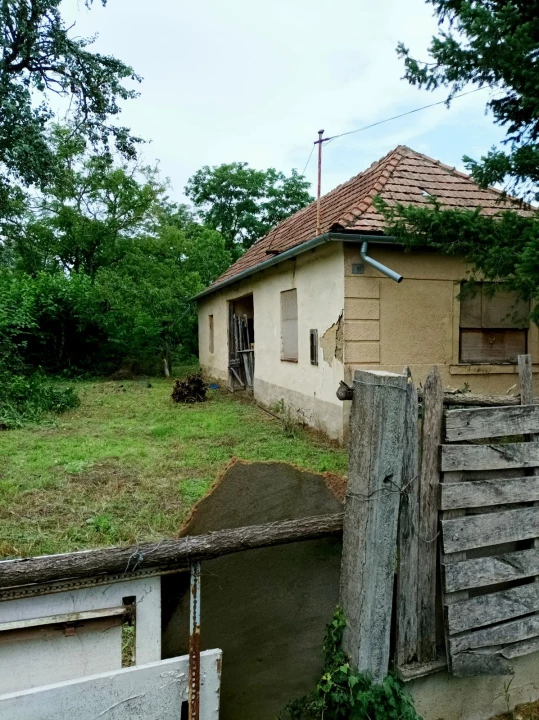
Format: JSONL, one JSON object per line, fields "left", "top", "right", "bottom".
{"left": 0, "top": 650, "right": 222, "bottom": 720}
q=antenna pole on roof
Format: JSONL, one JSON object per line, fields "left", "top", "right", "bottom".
{"left": 315, "top": 129, "right": 324, "bottom": 235}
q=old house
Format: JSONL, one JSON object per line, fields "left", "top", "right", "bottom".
{"left": 195, "top": 146, "right": 536, "bottom": 442}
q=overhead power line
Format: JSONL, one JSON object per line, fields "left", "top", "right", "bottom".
{"left": 300, "top": 86, "right": 489, "bottom": 175}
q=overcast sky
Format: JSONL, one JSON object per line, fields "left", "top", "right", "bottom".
{"left": 63, "top": 0, "right": 505, "bottom": 201}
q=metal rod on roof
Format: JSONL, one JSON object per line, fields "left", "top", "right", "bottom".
{"left": 316, "top": 129, "right": 324, "bottom": 235}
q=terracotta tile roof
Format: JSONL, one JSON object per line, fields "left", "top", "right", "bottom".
{"left": 209, "top": 145, "right": 529, "bottom": 290}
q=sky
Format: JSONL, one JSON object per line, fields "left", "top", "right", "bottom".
{"left": 62, "top": 0, "right": 506, "bottom": 202}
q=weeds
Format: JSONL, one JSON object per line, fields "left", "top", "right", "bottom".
{"left": 280, "top": 608, "right": 422, "bottom": 720}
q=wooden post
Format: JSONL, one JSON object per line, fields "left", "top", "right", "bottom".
{"left": 340, "top": 369, "right": 408, "bottom": 683}
{"left": 396, "top": 368, "right": 420, "bottom": 667}
{"left": 417, "top": 366, "right": 444, "bottom": 662}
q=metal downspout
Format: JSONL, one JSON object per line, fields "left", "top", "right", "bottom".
{"left": 360, "top": 241, "right": 403, "bottom": 283}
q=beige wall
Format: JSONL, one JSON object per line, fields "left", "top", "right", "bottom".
{"left": 344, "top": 244, "right": 539, "bottom": 394}
{"left": 198, "top": 242, "right": 346, "bottom": 441}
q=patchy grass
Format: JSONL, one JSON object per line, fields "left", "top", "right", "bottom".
{"left": 0, "top": 372, "right": 347, "bottom": 559}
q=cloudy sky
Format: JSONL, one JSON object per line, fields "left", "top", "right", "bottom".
{"left": 63, "top": 0, "right": 505, "bottom": 201}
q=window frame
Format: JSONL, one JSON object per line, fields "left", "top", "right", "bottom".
{"left": 280, "top": 289, "right": 298, "bottom": 363}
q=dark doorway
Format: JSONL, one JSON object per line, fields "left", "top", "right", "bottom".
{"left": 228, "top": 294, "right": 254, "bottom": 391}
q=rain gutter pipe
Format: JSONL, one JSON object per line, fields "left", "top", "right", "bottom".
{"left": 192, "top": 232, "right": 400, "bottom": 301}
{"left": 360, "top": 241, "right": 403, "bottom": 283}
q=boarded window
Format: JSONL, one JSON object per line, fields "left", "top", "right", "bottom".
{"left": 459, "top": 283, "right": 529, "bottom": 363}
{"left": 281, "top": 289, "right": 298, "bottom": 362}
{"left": 310, "top": 329, "right": 318, "bottom": 365}
{"left": 209, "top": 315, "right": 214, "bottom": 354}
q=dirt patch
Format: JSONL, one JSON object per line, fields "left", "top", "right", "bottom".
{"left": 492, "top": 699, "right": 539, "bottom": 720}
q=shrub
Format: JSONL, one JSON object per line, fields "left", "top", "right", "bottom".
{"left": 0, "top": 371, "right": 80, "bottom": 429}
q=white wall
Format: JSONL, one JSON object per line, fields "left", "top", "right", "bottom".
{"left": 198, "top": 242, "right": 346, "bottom": 440}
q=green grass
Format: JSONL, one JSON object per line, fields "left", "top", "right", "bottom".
{"left": 0, "top": 372, "right": 347, "bottom": 558}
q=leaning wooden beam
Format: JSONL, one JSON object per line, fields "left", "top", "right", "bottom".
{"left": 340, "top": 369, "right": 408, "bottom": 684}
{"left": 417, "top": 366, "right": 443, "bottom": 663}
{"left": 0, "top": 513, "right": 344, "bottom": 590}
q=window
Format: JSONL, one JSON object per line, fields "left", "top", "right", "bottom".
{"left": 281, "top": 289, "right": 298, "bottom": 362}
{"left": 310, "top": 329, "right": 319, "bottom": 365}
{"left": 459, "top": 283, "right": 529, "bottom": 364}
{"left": 209, "top": 314, "right": 214, "bottom": 354}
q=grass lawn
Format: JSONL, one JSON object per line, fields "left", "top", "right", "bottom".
{"left": 0, "top": 372, "right": 347, "bottom": 559}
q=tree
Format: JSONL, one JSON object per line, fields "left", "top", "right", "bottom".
{"left": 10, "top": 126, "right": 163, "bottom": 277}
{"left": 0, "top": 0, "right": 140, "bottom": 220}
{"left": 398, "top": 0, "right": 539, "bottom": 200}
{"left": 185, "top": 162, "right": 313, "bottom": 254}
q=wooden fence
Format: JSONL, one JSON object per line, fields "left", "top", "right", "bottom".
{"left": 2, "top": 357, "right": 539, "bottom": 711}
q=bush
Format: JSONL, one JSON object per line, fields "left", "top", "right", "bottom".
{"left": 0, "top": 371, "right": 80, "bottom": 429}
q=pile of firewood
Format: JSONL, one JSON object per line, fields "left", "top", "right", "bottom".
{"left": 171, "top": 373, "right": 208, "bottom": 404}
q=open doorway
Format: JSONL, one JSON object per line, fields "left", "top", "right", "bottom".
{"left": 228, "top": 294, "right": 254, "bottom": 391}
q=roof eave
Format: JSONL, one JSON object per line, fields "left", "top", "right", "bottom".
{"left": 193, "top": 231, "right": 398, "bottom": 301}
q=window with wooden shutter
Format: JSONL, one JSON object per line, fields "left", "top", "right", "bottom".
{"left": 281, "top": 289, "right": 298, "bottom": 362}
{"left": 459, "top": 283, "right": 529, "bottom": 364}
{"left": 310, "top": 329, "right": 318, "bottom": 365}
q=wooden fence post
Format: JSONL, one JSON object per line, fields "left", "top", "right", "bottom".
{"left": 396, "top": 368, "right": 420, "bottom": 667}
{"left": 518, "top": 354, "right": 539, "bottom": 578}
{"left": 417, "top": 366, "right": 443, "bottom": 663}
{"left": 340, "top": 369, "right": 408, "bottom": 683}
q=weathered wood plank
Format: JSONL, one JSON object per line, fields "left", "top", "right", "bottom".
{"left": 451, "top": 651, "right": 512, "bottom": 677}
{"left": 449, "top": 615, "right": 539, "bottom": 654}
{"left": 447, "top": 582, "right": 539, "bottom": 634}
{"left": 444, "top": 548, "right": 539, "bottom": 592}
{"left": 451, "top": 634, "right": 539, "bottom": 676}
{"left": 0, "top": 513, "right": 344, "bottom": 589}
{"left": 441, "top": 476, "right": 539, "bottom": 510}
{"left": 396, "top": 369, "right": 419, "bottom": 667}
{"left": 419, "top": 391, "right": 526, "bottom": 407}
{"left": 444, "top": 405, "right": 539, "bottom": 442}
{"left": 340, "top": 369, "right": 408, "bottom": 683}
{"left": 417, "top": 367, "right": 444, "bottom": 663}
{"left": 441, "top": 442, "right": 539, "bottom": 472}
{"left": 442, "top": 506, "right": 539, "bottom": 553}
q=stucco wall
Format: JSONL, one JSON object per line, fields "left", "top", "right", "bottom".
{"left": 344, "top": 244, "right": 539, "bottom": 394}
{"left": 198, "top": 242, "right": 346, "bottom": 441}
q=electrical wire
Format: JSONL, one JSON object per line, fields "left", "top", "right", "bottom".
{"left": 325, "top": 86, "right": 489, "bottom": 143}
{"left": 301, "top": 144, "right": 315, "bottom": 175}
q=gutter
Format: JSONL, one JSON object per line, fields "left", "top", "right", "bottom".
{"left": 192, "top": 232, "right": 399, "bottom": 301}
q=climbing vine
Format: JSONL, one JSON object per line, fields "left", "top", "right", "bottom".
{"left": 279, "top": 608, "right": 422, "bottom": 720}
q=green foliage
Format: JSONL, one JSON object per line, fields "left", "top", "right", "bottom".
{"left": 185, "top": 162, "right": 313, "bottom": 254}
{"left": 280, "top": 608, "right": 422, "bottom": 720}
{"left": 0, "top": 371, "right": 79, "bottom": 429}
{"left": 375, "top": 196, "right": 539, "bottom": 325}
{"left": 0, "top": 0, "right": 141, "bottom": 221}
{"left": 398, "top": 0, "right": 539, "bottom": 200}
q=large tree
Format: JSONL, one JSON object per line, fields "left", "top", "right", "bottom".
{"left": 0, "top": 0, "right": 140, "bottom": 219}
{"left": 398, "top": 0, "right": 539, "bottom": 200}
{"left": 185, "top": 162, "right": 313, "bottom": 254}
{"left": 377, "top": 0, "right": 539, "bottom": 322}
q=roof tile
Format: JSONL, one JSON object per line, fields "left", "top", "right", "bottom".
{"left": 209, "top": 145, "right": 531, "bottom": 289}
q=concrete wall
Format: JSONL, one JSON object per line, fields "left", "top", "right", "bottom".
{"left": 344, "top": 244, "right": 539, "bottom": 394}
{"left": 162, "top": 460, "right": 345, "bottom": 720}
{"left": 198, "top": 242, "right": 346, "bottom": 441}
{"left": 409, "top": 652, "right": 539, "bottom": 720}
